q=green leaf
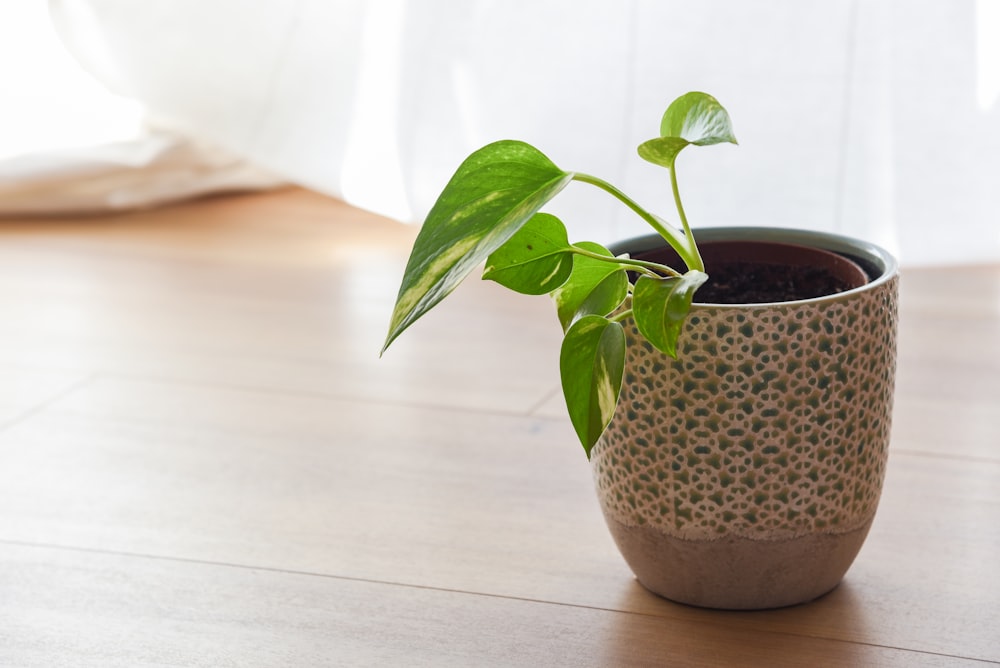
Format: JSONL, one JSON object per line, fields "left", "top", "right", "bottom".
{"left": 660, "top": 91, "right": 738, "bottom": 144}
{"left": 636, "top": 137, "right": 691, "bottom": 171}
{"left": 576, "top": 272, "right": 630, "bottom": 324}
{"left": 632, "top": 270, "right": 708, "bottom": 358}
{"left": 560, "top": 315, "right": 627, "bottom": 457}
{"left": 482, "top": 213, "right": 574, "bottom": 295}
{"left": 382, "top": 141, "right": 574, "bottom": 354}
{"left": 637, "top": 91, "right": 737, "bottom": 169}
{"left": 551, "top": 242, "right": 629, "bottom": 331}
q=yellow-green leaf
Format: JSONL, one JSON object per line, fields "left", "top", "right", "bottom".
{"left": 382, "top": 141, "right": 573, "bottom": 353}
{"left": 560, "top": 315, "right": 626, "bottom": 457}
{"left": 660, "top": 91, "right": 738, "bottom": 145}
{"left": 638, "top": 91, "right": 737, "bottom": 169}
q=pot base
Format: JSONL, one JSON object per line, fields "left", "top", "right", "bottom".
{"left": 604, "top": 514, "right": 874, "bottom": 610}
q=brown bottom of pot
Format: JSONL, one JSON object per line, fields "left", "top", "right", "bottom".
{"left": 605, "top": 515, "right": 874, "bottom": 610}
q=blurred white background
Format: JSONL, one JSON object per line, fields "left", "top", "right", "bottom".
{"left": 1, "top": 0, "right": 998, "bottom": 266}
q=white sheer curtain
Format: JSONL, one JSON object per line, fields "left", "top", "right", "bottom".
{"left": 3, "top": 0, "right": 999, "bottom": 266}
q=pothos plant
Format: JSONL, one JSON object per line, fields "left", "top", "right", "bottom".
{"left": 381, "top": 91, "right": 738, "bottom": 457}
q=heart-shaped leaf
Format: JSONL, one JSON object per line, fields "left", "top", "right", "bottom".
{"left": 636, "top": 137, "right": 691, "bottom": 171}
{"left": 660, "top": 91, "right": 738, "bottom": 145}
{"left": 638, "top": 92, "right": 737, "bottom": 169}
{"left": 551, "top": 242, "right": 629, "bottom": 331}
{"left": 482, "top": 213, "right": 574, "bottom": 295}
{"left": 560, "top": 315, "right": 626, "bottom": 457}
{"left": 382, "top": 141, "right": 573, "bottom": 354}
{"left": 632, "top": 270, "right": 708, "bottom": 358}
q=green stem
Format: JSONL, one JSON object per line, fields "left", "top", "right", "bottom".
{"left": 571, "top": 172, "right": 701, "bottom": 270}
{"left": 610, "top": 308, "right": 634, "bottom": 323}
{"left": 669, "top": 167, "right": 705, "bottom": 272}
{"left": 568, "top": 246, "right": 682, "bottom": 278}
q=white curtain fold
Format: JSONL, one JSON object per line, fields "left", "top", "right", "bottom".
{"left": 1, "top": 0, "right": 997, "bottom": 265}
{"left": 0, "top": 128, "right": 283, "bottom": 216}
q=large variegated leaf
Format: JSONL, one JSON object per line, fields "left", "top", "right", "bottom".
{"left": 382, "top": 141, "right": 573, "bottom": 353}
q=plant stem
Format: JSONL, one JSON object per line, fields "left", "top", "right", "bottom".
{"left": 669, "top": 167, "right": 705, "bottom": 272}
{"left": 571, "top": 172, "right": 701, "bottom": 271}
{"left": 568, "top": 246, "right": 681, "bottom": 278}
{"left": 610, "top": 308, "right": 634, "bottom": 323}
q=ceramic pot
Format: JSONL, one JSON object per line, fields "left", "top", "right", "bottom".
{"left": 592, "top": 227, "right": 899, "bottom": 610}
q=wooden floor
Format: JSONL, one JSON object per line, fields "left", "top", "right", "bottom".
{"left": 0, "top": 187, "right": 996, "bottom": 666}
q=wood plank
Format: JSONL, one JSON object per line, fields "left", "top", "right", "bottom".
{"left": 0, "top": 377, "right": 996, "bottom": 662}
{"left": 0, "top": 543, "right": 979, "bottom": 668}
{"left": 0, "top": 367, "right": 90, "bottom": 426}
{"left": 895, "top": 267, "right": 1000, "bottom": 408}
{"left": 1, "top": 189, "right": 997, "bottom": 664}
{"left": 0, "top": 190, "right": 564, "bottom": 414}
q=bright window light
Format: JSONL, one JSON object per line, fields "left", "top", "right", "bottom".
{"left": 340, "top": 0, "right": 411, "bottom": 222}
{"left": 0, "top": 1, "right": 143, "bottom": 161}
{"left": 977, "top": 0, "right": 1000, "bottom": 110}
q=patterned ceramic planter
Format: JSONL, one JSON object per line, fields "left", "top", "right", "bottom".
{"left": 593, "top": 228, "right": 899, "bottom": 610}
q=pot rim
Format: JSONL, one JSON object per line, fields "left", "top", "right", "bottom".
{"left": 608, "top": 226, "right": 898, "bottom": 309}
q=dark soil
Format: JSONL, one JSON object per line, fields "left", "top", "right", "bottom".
{"left": 693, "top": 261, "right": 856, "bottom": 304}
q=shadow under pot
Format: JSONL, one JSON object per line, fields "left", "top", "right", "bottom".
{"left": 593, "top": 227, "right": 899, "bottom": 610}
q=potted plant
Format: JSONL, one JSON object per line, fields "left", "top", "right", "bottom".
{"left": 381, "top": 92, "right": 899, "bottom": 610}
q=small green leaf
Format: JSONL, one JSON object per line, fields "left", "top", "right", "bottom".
{"left": 575, "top": 272, "right": 630, "bottom": 324}
{"left": 560, "top": 315, "right": 627, "bottom": 457}
{"left": 632, "top": 270, "right": 708, "bottom": 358}
{"left": 382, "top": 141, "right": 573, "bottom": 354}
{"left": 660, "top": 91, "right": 738, "bottom": 145}
{"left": 551, "top": 242, "right": 629, "bottom": 331}
{"left": 483, "top": 213, "right": 573, "bottom": 295}
{"left": 637, "top": 137, "right": 691, "bottom": 171}
{"left": 638, "top": 92, "right": 737, "bottom": 169}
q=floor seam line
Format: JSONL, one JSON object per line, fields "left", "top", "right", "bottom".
{"left": 1, "top": 538, "right": 993, "bottom": 664}
{"left": 0, "top": 373, "right": 99, "bottom": 433}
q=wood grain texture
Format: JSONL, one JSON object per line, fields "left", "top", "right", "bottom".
{"left": 5, "top": 543, "right": 979, "bottom": 668}
{"left": 0, "top": 189, "right": 997, "bottom": 666}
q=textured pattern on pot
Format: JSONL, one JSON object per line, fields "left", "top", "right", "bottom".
{"left": 591, "top": 261, "right": 898, "bottom": 609}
